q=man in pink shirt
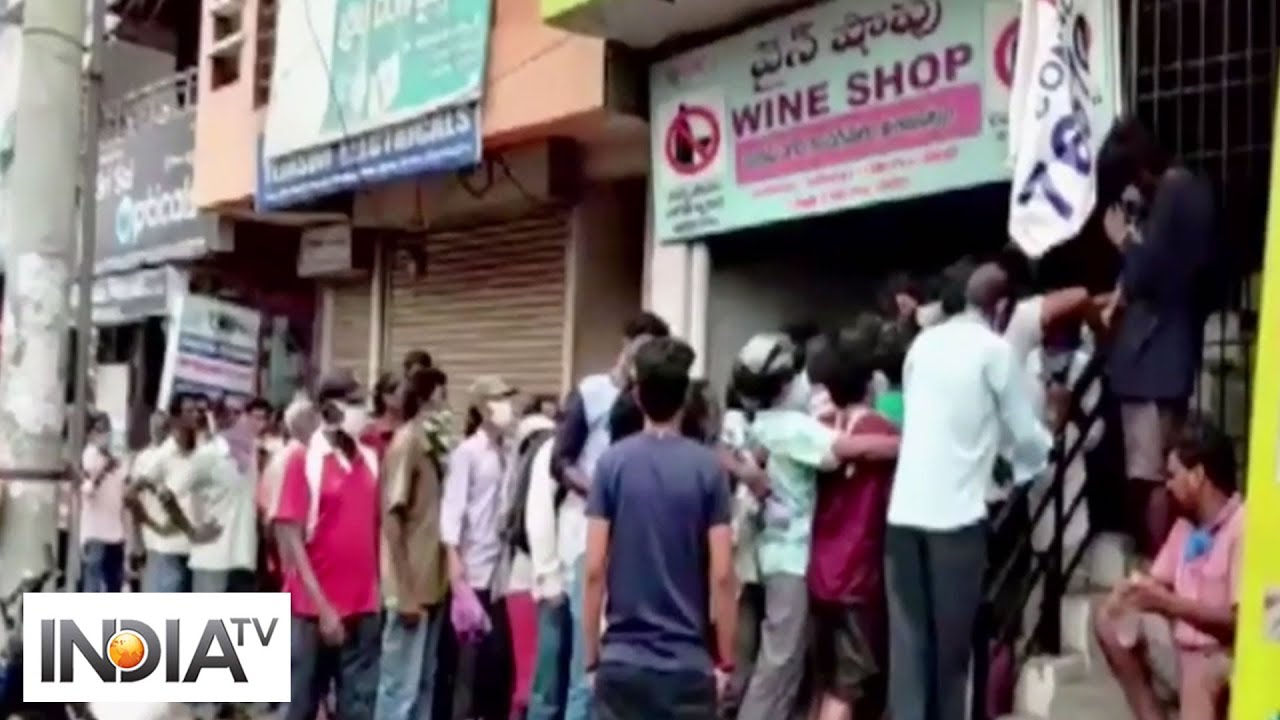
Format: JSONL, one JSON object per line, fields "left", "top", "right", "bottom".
{"left": 80, "top": 412, "right": 127, "bottom": 592}
{"left": 1094, "top": 414, "right": 1243, "bottom": 720}
{"left": 274, "top": 370, "right": 380, "bottom": 720}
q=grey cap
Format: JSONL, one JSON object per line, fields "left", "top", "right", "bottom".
{"left": 734, "top": 332, "right": 799, "bottom": 376}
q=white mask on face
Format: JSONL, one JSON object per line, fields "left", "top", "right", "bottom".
{"left": 488, "top": 399, "right": 515, "bottom": 430}
{"left": 338, "top": 402, "right": 368, "bottom": 438}
{"left": 780, "top": 372, "right": 813, "bottom": 412}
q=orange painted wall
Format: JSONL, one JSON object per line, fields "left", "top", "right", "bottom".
{"left": 193, "top": 0, "right": 609, "bottom": 211}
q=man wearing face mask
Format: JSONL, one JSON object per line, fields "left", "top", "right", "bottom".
{"left": 441, "top": 375, "right": 520, "bottom": 720}
{"left": 731, "top": 333, "right": 900, "bottom": 720}
{"left": 274, "top": 370, "right": 381, "bottom": 720}
{"left": 885, "top": 263, "right": 1052, "bottom": 720}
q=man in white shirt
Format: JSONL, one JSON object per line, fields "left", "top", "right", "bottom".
{"left": 886, "top": 263, "right": 1053, "bottom": 720}
{"left": 129, "top": 392, "right": 218, "bottom": 594}
{"left": 189, "top": 397, "right": 258, "bottom": 594}
{"left": 80, "top": 412, "right": 128, "bottom": 592}
{"left": 524, "top": 417, "right": 568, "bottom": 720}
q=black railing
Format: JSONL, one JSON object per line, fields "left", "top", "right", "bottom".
{"left": 970, "top": 350, "right": 1108, "bottom": 720}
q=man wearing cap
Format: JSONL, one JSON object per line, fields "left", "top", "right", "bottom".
{"left": 274, "top": 370, "right": 381, "bottom": 720}
{"left": 441, "top": 375, "right": 520, "bottom": 720}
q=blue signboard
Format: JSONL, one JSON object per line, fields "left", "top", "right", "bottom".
{"left": 256, "top": 102, "right": 481, "bottom": 211}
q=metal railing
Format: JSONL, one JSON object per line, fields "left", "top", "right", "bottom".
{"left": 98, "top": 65, "right": 198, "bottom": 141}
{"left": 970, "top": 350, "right": 1108, "bottom": 720}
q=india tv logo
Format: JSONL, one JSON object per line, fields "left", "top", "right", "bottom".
{"left": 22, "top": 592, "right": 292, "bottom": 703}
{"left": 106, "top": 628, "right": 146, "bottom": 671}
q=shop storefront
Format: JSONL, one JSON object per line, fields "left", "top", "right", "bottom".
{"left": 360, "top": 142, "right": 647, "bottom": 401}
{"left": 384, "top": 207, "right": 572, "bottom": 400}
{"left": 255, "top": 0, "right": 650, "bottom": 400}
{"left": 641, "top": 0, "right": 1121, "bottom": 386}
{"left": 92, "top": 87, "right": 226, "bottom": 445}
{"left": 94, "top": 84, "right": 318, "bottom": 439}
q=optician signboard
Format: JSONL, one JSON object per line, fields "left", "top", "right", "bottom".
{"left": 648, "top": 0, "right": 1118, "bottom": 243}
{"left": 258, "top": 0, "right": 491, "bottom": 210}
{"left": 95, "top": 110, "right": 222, "bottom": 273}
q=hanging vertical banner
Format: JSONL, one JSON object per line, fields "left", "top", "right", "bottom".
{"left": 1006, "top": 0, "right": 1107, "bottom": 257}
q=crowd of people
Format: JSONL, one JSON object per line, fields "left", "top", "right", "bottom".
{"left": 59, "top": 117, "right": 1245, "bottom": 720}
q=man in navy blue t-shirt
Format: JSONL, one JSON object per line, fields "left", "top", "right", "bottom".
{"left": 582, "top": 337, "right": 737, "bottom": 720}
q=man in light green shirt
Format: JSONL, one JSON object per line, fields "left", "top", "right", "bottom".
{"left": 731, "top": 332, "right": 898, "bottom": 720}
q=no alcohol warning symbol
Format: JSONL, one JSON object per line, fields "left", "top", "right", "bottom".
{"left": 664, "top": 103, "right": 721, "bottom": 176}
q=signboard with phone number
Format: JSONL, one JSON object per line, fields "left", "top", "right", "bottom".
{"left": 648, "top": 0, "right": 1119, "bottom": 244}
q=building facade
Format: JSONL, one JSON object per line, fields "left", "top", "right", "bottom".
{"left": 545, "top": 0, "right": 1124, "bottom": 386}
{"left": 192, "top": 0, "right": 648, "bottom": 402}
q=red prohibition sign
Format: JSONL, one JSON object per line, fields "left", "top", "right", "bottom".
{"left": 994, "top": 18, "right": 1018, "bottom": 88}
{"left": 665, "top": 104, "right": 721, "bottom": 176}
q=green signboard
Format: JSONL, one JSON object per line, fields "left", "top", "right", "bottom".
{"left": 648, "top": 0, "right": 1119, "bottom": 243}
{"left": 261, "top": 0, "right": 491, "bottom": 208}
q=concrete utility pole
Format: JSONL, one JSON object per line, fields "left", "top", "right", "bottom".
{"left": 0, "top": 0, "right": 88, "bottom": 629}
{"left": 65, "top": 0, "right": 106, "bottom": 596}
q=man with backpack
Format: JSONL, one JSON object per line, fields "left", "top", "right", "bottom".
{"left": 503, "top": 410, "right": 560, "bottom": 720}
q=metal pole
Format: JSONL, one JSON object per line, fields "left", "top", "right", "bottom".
{"left": 0, "top": 0, "right": 89, "bottom": 632}
{"left": 65, "top": 0, "right": 105, "bottom": 595}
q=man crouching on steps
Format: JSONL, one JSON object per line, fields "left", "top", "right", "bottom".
{"left": 1093, "top": 414, "right": 1243, "bottom": 720}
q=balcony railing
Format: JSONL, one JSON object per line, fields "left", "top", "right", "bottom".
{"left": 255, "top": 0, "right": 277, "bottom": 107}
{"left": 99, "top": 65, "right": 198, "bottom": 141}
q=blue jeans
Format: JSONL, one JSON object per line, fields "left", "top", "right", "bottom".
{"left": 282, "top": 613, "right": 381, "bottom": 720}
{"left": 527, "top": 598, "right": 572, "bottom": 720}
{"left": 81, "top": 541, "right": 123, "bottom": 593}
{"left": 566, "top": 557, "right": 591, "bottom": 720}
{"left": 142, "top": 551, "right": 191, "bottom": 593}
{"left": 375, "top": 606, "right": 445, "bottom": 720}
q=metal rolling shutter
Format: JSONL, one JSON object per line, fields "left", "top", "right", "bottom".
{"left": 329, "top": 280, "right": 372, "bottom": 382}
{"left": 386, "top": 209, "right": 568, "bottom": 403}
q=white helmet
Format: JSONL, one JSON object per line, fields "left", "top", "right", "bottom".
{"left": 731, "top": 332, "right": 802, "bottom": 410}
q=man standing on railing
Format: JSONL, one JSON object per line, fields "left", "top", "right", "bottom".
{"left": 885, "top": 263, "right": 1052, "bottom": 720}
{"left": 1097, "top": 118, "right": 1217, "bottom": 561}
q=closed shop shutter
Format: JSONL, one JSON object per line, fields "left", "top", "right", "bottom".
{"left": 328, "top": 280, "right": 372, "bottom": 382}
{"left": 386, "top": 209, "right": 568, "bottom": 404}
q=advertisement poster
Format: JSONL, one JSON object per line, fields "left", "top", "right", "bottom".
{"left": 258, "top": 0, "right": 490, "bottom": 209}
{"left": 648, "top": 0, "right": 1118, "bottom": 243}
{"left": 1229, "top": 85, "right": 1280, "bottom": 720}
{"left": 158, "top": 294, "right": 262, "bottom": 408}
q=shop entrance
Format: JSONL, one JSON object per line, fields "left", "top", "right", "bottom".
{"left": 702, "top": 183, "right": 1096, "bottom": 387}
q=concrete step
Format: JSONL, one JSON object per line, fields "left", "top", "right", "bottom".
{"left": 1084, "top": 532, "right": 1137, "bottom": 590}
{"left": 1012, "top": 654, "right": 1131, "bottom": 720}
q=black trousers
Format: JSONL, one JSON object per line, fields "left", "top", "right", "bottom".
{"left": 884, "top": 522, "right": 987, "bottom": 720}
{"left": 593, "top": 662, "right": 717, "bottom": 720}
{"left": 450, "top": 590, "right": 515, "bottom": 720}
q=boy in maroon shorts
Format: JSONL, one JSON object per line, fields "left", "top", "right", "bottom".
{"left": 807, "top": 328, "right": 899, "bottom": 720}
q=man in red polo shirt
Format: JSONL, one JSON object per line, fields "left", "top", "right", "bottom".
{"left": 807, "top": 329, "right": 899, "bottom": 720}
{"left": 274, "top": 370, "right": 381, "bottom": 720}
